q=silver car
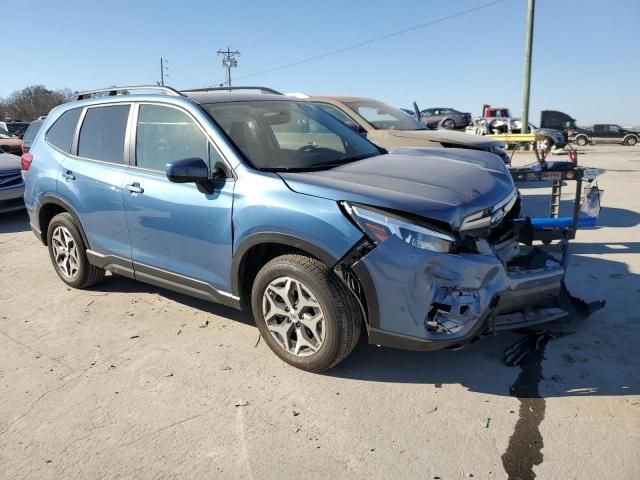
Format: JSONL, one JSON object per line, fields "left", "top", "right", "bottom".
{"left": 419, "top": 107, "right": 472, "bottom": 130}
{"left": 0, "top": 149, "right": 25, "bottom": 213}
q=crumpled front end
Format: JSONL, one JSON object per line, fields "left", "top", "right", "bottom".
{"left": 338, "top": 192, "right": 603, "bottom": 351}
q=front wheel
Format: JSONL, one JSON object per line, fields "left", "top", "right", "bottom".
{"left": 251, "top": 254, "right": 361, "bottom": 372}
{"left": 624, "top": 136, "right": 638, "bottom": 146}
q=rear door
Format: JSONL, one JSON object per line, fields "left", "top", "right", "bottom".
{"left": 55, "top": 103, "right": 132, "bottom": 261}
{"left": 122, "top": 103, "right": 234, "bottom": 293}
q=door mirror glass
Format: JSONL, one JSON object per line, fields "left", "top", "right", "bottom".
{"left": 166, "top": 157, "right": 209, "bottom": 183}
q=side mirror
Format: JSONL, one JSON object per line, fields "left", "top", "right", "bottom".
{"left": 166, "top": 157, "right": 209, "bottom": 183}
{"left": 343, "top": 119, "right": 367, "bottom": 136}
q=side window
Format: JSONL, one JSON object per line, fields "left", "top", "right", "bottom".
{"left": 23, "top": 119, "right": 45, "bottom": 148}
{"left": 136, "top": 104, "right": 209, "bottom": 171}
{"left": 78, "top": 105, "right": 130, "bottom": 163}
{"left": 313, "top": 103, "right": 353, "bottom": 125}
{"left": 45, "top": 108, "right": 82, "bottom": 152}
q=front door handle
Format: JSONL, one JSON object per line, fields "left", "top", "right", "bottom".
{"left": 62, "top": 170, "right": 75, "bottom": 181}
{"left": 125, "top": 182, "right": 144, "bottom": 194}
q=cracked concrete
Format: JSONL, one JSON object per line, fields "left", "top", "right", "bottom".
{"left": 0, "top": 145, "right": 639, "bottom": 479}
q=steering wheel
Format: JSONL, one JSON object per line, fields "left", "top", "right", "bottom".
{"left": 298, "top": 144, "right": 318, "bottom": 153}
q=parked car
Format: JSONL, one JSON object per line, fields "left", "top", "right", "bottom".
{"left": 24, "top": 85, "right": 589, "bottom": 371}
{"left": 0, "top": 126, "right": 23, "bottom": 156}
{"left": 0, "top": 149, "right": 25, "bottom": 213}
{"left": 466, "top": 118, "right": 567, "bottom": 150}
{"left": 571, "top": 124, "right": 639, "bottom": 146}
{"left": 20, "top": 117, "right": 46, "bottom": 154}
{"left": 0, "top": 121, "right": 30, "bottom": 139}
{"left": 418, "top": 107, "right": 472, "bottom": 130}
{"left": 304, "top": 96, "right": 510, "bottom": 163}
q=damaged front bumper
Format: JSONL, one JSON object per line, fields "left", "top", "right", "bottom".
{"left": 342, "top": 236, "right": 603, "bottom": 351}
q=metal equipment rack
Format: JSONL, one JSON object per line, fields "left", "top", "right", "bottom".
{"left": 509, "top": 149, "right": 604, "bottom": 244}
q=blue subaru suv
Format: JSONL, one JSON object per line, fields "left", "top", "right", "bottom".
{"left": 23, "top": 86, "right": 583, "bottom": 371}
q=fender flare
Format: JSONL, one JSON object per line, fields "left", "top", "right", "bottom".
{"left": 37, "top": 195, "right": 90, "bottom": 248}
{"left": 230, "top": 232, "right": 340, "bottom": 297}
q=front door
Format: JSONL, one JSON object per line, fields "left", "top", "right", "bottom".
{"left": 122, "top": 103, "right": 234, "bottom": 294}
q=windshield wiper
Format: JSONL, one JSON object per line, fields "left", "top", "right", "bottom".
{"left": 263, "top": 153, "right": 381, "bottom": 172}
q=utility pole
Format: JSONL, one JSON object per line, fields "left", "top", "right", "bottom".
{"left": 217, "top": 47, "right": 240, "bottom": 89}
{"left": 160, "top": 57, "right": 165, "bottom": 86}
{"left": 521, "top": 0, "right": 535, "bottom": 134}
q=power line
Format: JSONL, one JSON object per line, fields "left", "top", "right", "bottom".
{"left": 223, "top": 0, "right": 506, "bottom": 84}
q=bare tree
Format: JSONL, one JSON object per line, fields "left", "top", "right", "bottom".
{"left": 1, "top": 85, "right": 72, "bottom": 121}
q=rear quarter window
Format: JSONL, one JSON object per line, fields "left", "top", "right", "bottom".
{"left": 22, "top": 120, "right": 45, "bottom": 147}
{"left": 78, "top": 105, "right": 130, "bottom": 163}
{"left": 45, "top": 108, "right": 82, "bottom": 152}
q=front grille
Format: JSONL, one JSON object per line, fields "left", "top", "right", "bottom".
{"left": 0, "top": 170, "right": 23, "bottom": 189}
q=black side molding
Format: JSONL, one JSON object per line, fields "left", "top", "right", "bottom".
{"left": 86, "top": 250, "right": 241, "bottom": 310}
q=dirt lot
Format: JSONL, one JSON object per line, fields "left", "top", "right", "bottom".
{"left": 1, "top": 145, "right": 639, "bottom": 479}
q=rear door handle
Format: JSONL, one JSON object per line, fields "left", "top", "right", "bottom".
{"left": 125, "top": 182, "right": 144, "bottom": 194}
{"left": 62, "top": 170, "right": 75, "bottom": 180}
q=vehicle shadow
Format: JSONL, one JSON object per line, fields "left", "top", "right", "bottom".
{"left": 327, "top": 252, "right": 639, "bottom": 399}
{"left": 89, "top": 273, "right": 255, "bottom": 327}
{"left": 0, "top": 209, "right": 29, "bottom": 233}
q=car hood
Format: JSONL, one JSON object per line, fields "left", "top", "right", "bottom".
{"left": 0, "top": 152, "right": 21, "bottom": 171}
{"left": 279, "top": 148, "right": 515, "bottom": 230}
{"left": 386, "top": 128, "right": 504, "bottom": 148}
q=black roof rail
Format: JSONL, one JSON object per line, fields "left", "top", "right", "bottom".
{"left": 181, "top": 86, "right": 283, "bottom": 95}
{"left": 72, "top": 85, "right": 184, "bottom": 101}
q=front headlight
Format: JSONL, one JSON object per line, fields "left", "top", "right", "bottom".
{"left": 342, "top": 202, "right": 455, "bottom": 253}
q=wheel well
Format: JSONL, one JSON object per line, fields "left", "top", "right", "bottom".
{"left": 236, "top": 243, "right": 317, "bottom": 310}
{"left": 38, "top": 203, "right": 68, "bottom": 245}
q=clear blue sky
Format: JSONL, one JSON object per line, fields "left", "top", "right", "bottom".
{"left": 3, "top": 0, "right": 639, "bottom": 124}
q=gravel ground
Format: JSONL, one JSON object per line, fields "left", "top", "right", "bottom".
{"left": 0, "top": 145, "right": 638, "bottom": 479}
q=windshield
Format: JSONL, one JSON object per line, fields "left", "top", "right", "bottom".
{"left": 346, "top": 100, "right": 426, "bottom": 131}
{"left": 204, "top": 100, "right": 381, "bottom": 171}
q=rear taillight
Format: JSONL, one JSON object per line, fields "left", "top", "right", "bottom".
{"left": 21, "top": 153, "right": 33, "bottom": 172}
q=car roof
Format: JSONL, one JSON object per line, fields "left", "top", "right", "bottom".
{"left": 306, "top": 96, "right": 377, "bottom": 103}
{"left": 184, "top": 91, "right": 294, "bottom": 104}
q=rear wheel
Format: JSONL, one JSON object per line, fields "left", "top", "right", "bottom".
{"left": 47, "top": 212, "right": 105, "bottom": 289}
{"left": 441, "top": 119, "right": 456, "bottom": 130}
{"left": 251, "top": 254, "right": 361, "bottom": 372}
{"left": 624, "top": 135, "right": 638, "bottom": 146}
{"left": 575, "top": 135, "right": 589, "bottom": 147}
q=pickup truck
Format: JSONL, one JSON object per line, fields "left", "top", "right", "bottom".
{"left": 572, "top": 124, "right": 639, "bottom": 147}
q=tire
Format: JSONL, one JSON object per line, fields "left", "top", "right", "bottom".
{"left": 251, "top": 254, "right": 362, "bottom": 372}
{"left": 575, "top": 135, "right": 589, "bottom": 147}
{"left": 441, "top": 119, "right": 456, "bottom": 130}
{"left": 624, "top": 135, "right": 638, "bottom": 146}
{"left": 47, "top": 212, "right": 105, "bottom": 289}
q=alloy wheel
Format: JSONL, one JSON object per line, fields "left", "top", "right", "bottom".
{"left": 51, "top": 225, "right": 80, "bottom": 279}
{"left": 262, "top": 276, "right": 326, "bottom": 357}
